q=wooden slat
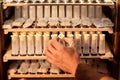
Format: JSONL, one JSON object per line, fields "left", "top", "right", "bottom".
{"left": 4, "top": 27, "right": 113, "bottom": 34}
{"left": 8, "top": 74, "right": 74, "bottom": 80}
{"left": 0, "top": 3, "right": 4, "bottom": 80}
{"left": 3, "top": 48, "right": 46, "bottom": 62}
{"left": 3, "top": 2, "right": 114, "bottom": 8}
{"left": 3, "top": 42, "right": 113, "bottom": 62}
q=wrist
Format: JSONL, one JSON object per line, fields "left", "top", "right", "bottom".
{"left": 71, "top": 60, "right": 80, "bottom": 76}
{"left": 72, "top": 62, "right": 79, "bottom": 76}
{"left": 75, "top": 63, "right": 106, "bottom": 80}
{"left": 100, "top": 76, "right": 116, "bottom": 80}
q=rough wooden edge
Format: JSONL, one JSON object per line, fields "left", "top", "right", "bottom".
{"left": 4, "top": 28, "right": 113, "bottom": 34}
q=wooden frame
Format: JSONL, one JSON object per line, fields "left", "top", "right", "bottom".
{"left": 0, "top": 0, "right": 119, "bottom": 80}
{"left": 3, "top": 42, "right": 113, "bottom": 62}
{"left": 4, "top": 28, "right": 113, "bottom": 34}
{"left": 8, "top": 73, "right": 74, "bottom": 80}
{"left": 0, "top": 2, "right": 4, "bottom": 80}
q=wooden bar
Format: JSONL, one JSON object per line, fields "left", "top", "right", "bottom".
{"left": 3, "top": 42, "right": 113, "bottom": 62}
{"left": 3, "top": 3, "right": 114, "bottom": 8}
{"left": 8, "top": 74, "right": 74, "bottom": 80}
{"left": 4, "top": 27, "right": 113, "bottom": 34}
{"left": 0, "top": 3, "right": 4, "bottom": 80}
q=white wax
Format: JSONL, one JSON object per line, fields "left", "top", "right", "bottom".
{"left": 43, "top": 32, "right": 50, "bottom": 55}
{"left": 88, "top": 6, "right": 95, "bottom": 19}
{"left": 44, "top": 6, "right": 50, "bottom": 18}
{"left": 8, "top": 61, "right": 20, "bottom": 74}
{"left": 29, "top": 6, "right": 36, "bottom": 20}
{"left": 11, "top": 33, "right": 19, "bottom": 55}
{"left": 72, "top": 0, "right": 77, "bottom": 3}
{"left": 79, "top": 0, "right": 85, "bottom": 3}
{"left": 67, "top": 32, "right": 74, "bottom": 47}
{"left": 66, "top": 6, "right": 72, "bottom": 18}
{"left": 81, "top": 6, "right": 88, "bottom": 19}
{"left": 56, "top": 0, "right": 59, "bottom": 3}
{"left": 35, "top": 32, "right": 42, "bottom": 55}
{"left": 96, "top": 6, "right": 102, "bottom": 18}
{"left": 22, "top": 6, "right": 28, "bottom": 20}
{"left": 75, "top": 33, "right": 82, "bottom": 54}
{"left": 28, "top": 61, "right": 39, "bottom": 73}
{"left": 15, "top": 6, "right": 21, "bottom": 19}
{"left": 58, "top": 32, "right": 65, "bottom": 46}
{"left": 32, "top": 0, "right": 37, "bottom": 3}
{"left": 59, "top": 6, "right": 65, "bottom": 18}
{"left": 5, "top": 0, "right": 13, "bottom": 2}
{"left": 17, "top": 0, "right": 23, "bottom": 3}
{"left": 24, "top": 0, "right": 29, "bottom": 3}
{"left": 48, "top": 0, "right": 52, "bottom": 3}
{"left": 74, "top": 6, "right": 80, "bottom": 19}
{"left": 18, "top": 61, "right": 30, "bottom": 74}
{"left": 3, "top": 20, "right": 13, "bottom": 29}
{"left": 91, "top": 34, "right": 98, "bottom": 54}
{"left": 64, "top": 0, "right": 69, "bottom": 3}
{"left": 83, "top": 34, "right": 90, "bottom": 54}
{"left": 52, "top": 6, "right": 58, "bottom": 18}
{"left": 27, "top": 33, "right": 35, "bottom": 55}
{"left": 98, "top": 34, "right": 105, "bottom": 54}
{"left": 39, "top": 0, "right": 45, "bottom": 3}
{"left": 37, "top": 6, "right": 43, "bottom": 18}
{"left": 19, "top": 33, "right": 27, "bottom": 55}
{"left": 96, "top": 0, "right": 102, "bottom": 3}
{"left": 51, "top": 33, "right": 58, "bottom": 39}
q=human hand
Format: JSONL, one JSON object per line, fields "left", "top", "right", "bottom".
{"left": 100, "top": 76, "right": 116, "bottom": 80}
{"left": 45, "top": 38, "right": 80, "bottom": 75}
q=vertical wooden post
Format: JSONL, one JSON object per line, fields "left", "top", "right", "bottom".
{"left": 117, "top": 0, "right": 120, "bottom": 80}
{"left": 0, "top": 2, "right": 4, "bottom": 80}
{"left": 112, "top": 0, "right": 120, "bottom": 80}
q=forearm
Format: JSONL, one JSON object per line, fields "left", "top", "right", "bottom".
{"left": 75, "top": 64, "right": 115, "bottom": 80}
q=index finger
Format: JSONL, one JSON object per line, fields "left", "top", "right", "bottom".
{"left": 50, "top": 38, "right": 65, "bottom": 51}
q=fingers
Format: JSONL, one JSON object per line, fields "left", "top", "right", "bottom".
{"left": 46, "top": 50, "right": 69, "bottom": 73}
{"left": 45, "top": 50, "right": 58, "bottom": 64}
{"left": 45, "top": 38, "right": 63, "bottom": 64}
{"left": 46, "top": 40, "right": 58, "bottom": 55}
{"left": 62, "top": 38, "right": 75, "bottom": 47}
{"left": 46, "top": 49, "right": 62, "bottom": 68}
{"left": 50, "top": 38, "right": 65, "bottom": 51}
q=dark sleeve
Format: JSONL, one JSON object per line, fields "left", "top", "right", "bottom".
{"left": 75, "top": 64, "right": 107, "bottom": 80}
